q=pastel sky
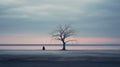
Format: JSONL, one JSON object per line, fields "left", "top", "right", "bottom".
{"left": 0, "top": 0, "right": 120, "bottom": 44}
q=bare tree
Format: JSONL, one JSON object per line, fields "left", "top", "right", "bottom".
{"left": 51, "top": 24, "right": 75, "bottom": 50}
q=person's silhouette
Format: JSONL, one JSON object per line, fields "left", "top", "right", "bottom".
{"left": 42, "top": 46, "right": 45, "bottom": 50}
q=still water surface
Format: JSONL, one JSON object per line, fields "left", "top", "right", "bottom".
{"left": 0, "top": 46, "right": 120, "bottom": 50}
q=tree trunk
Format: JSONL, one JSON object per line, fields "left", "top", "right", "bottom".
{"left": 62, "top": 40, "right": 66, "bottom": 50}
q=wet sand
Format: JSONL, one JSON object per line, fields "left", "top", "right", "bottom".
{"left": 0, "top": 50, "right": 120, "bottom": 67}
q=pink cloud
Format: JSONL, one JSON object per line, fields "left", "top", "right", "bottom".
{"left": 0, "top": 37, "right": 56, "bottom": 44}
{"left": 75, "top": 37, "right": 120, "bottom": 44}
{"left": 0, "top": 34, "right": 120, "bottom": 44}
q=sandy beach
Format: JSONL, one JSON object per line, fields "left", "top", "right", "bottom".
{"left": 0, "top": 50, "right": 120, "bottom": 67}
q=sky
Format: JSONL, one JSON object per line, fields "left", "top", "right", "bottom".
{"left": 0, "top": 0, "right": 120, "bottom": 44}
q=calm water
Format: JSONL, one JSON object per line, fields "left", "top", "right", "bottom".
{"left": 0, "top": 44, "right": 120, "bottom": 50}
